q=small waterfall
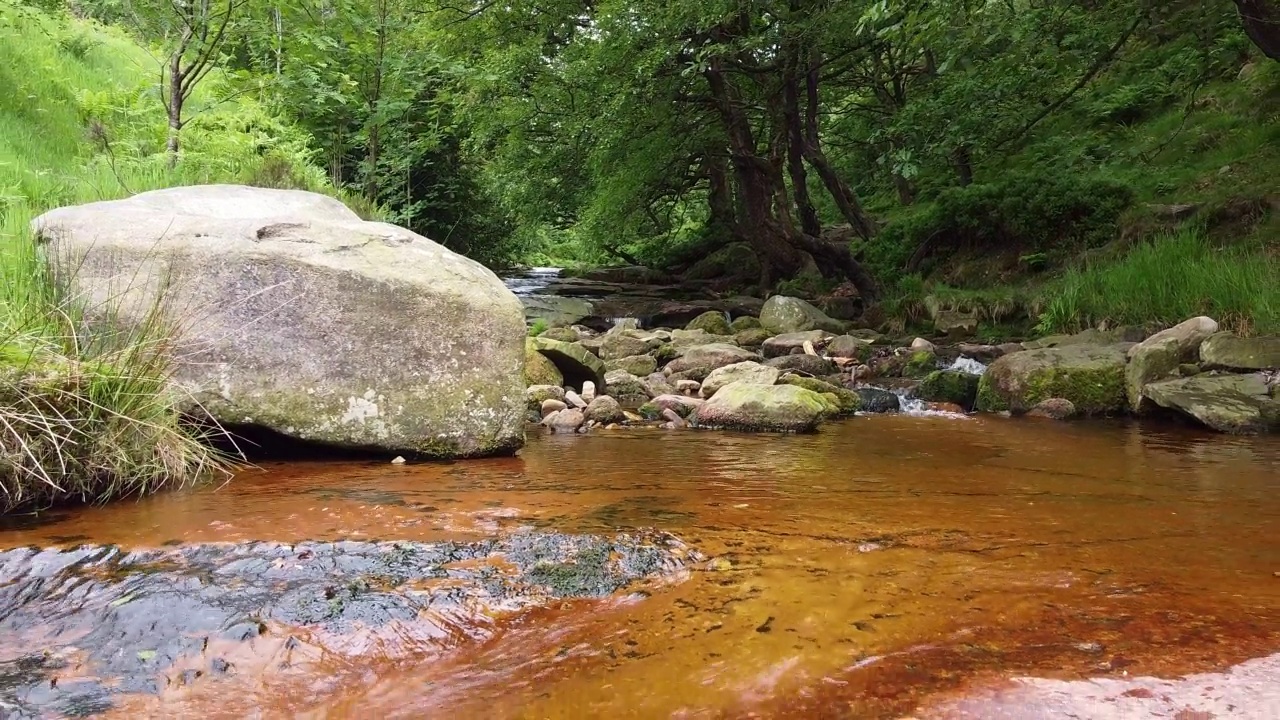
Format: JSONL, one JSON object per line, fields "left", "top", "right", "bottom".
{"left": 947, "top": 356, "right": 988, "bottom": 376}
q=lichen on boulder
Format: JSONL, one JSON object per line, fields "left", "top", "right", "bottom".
{"left": 778, "top": 375, "right": 861, "bottom": 414}
{"left": 685, "top": 311, "right": 733, "bottom": 336}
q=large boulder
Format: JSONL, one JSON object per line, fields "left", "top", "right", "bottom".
{"left": 977, "top": 344, "right": 1128, "bottom": 416}
{"left": 700, "top": 361, "right": 781, "bottom": 398}
{"left": 933, "top": 310, "right": 978, "bottom": 339}
{"left": 759, "top": 295, "right": 845, "bottom": 335}
{"left": 602, "top": 370, "right": 651, "bottom": 406}
{"left": 1199, "top": 333, "right": 1280, "bottom": 370}
{"left": 761, "top": 330, "right": 832, "bottom": 359}
{"left": 856, "top": 387, "right": 901, "bottom": 414}
{"left": 693, "top": 382, "right": 833, "bottom": 433}
{"left": 1144, "top": 373, "right": 1279, "bottom": 434}
{"left": 664, "top": 344, "right": 759, "bottom": 375}
{"left": 669, "top": 328, "right": 732, "bottom": 351}
{"left": 34, "top": 185, "right": 525, "bottom": 457}
{"left": 530, "top": 337, "right": 607, "bottom": 390}
{"left": 1126, "top": 317, "right": 1221, "bottom": 412}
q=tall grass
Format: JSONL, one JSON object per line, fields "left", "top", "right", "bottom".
{"left": 1, "top": 207, "right": 233, "bottom": 511}
{"left": 1036, "top": 228, "right": 1279, "bottom": 336}
{"left": 0, "top": 2, "right": 323, "bottom": 509}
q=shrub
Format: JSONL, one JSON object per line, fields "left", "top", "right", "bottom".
{"left": 872, "top": 170, "right": 1134, "bottom": 278}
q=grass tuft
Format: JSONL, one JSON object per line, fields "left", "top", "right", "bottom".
{"left": 1034, "top": 228, "right": 1279, "bottom": 336}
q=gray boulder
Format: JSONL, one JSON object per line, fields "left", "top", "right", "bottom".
{"left": 693, "top": 382, "right": 834, "bottom": 433}
{"left": 759, "top": 295, "right": 845, "bottom": 334}
{"left": 34, "top": 185, "right": 524, "bottom": 457}
{"left": 826, "top": 335, "right": 873, "bottom": 361}
{"left": 1200, "top": 333, "right": 1280, "bottom": 370}
{"left": 605, "top": 354, "right": 658, "bottom": 377}
{"left": 598, "top": 333, "right": 653, "bottom": 361}
{"left": 664, "top": 344, "right": 759, "bottom": 375}
{"left": 542, "top": 408, "right": 586, "bottom": 433}
{"left": 526, "top": 385, "right": 566, "bottom": 407}
{"left": 700, "top": 362, "right": 781, "bottom": 398}
{"left": 1126, "top": 317, "right": 1220, "bottom": 412}
{"left": 585, "top": 396, "right": 625, "bottom": 424}
{"left": 1144, "top": 373, "right": 1279, "bottom": 434}
{"left": 639, "top": 394, "right": 704, "bottom": 419}
{"left": 764, "top": 354, "right": 839, "bottom": 377}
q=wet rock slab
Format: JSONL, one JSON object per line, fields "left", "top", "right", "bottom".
{"left": 0, "top": 531, "right": 696, "bottom": 718}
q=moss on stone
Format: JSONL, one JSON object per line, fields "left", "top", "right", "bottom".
{"left": 918, "top": 370, "right": 980, "bottom": 409}
{"left": 686, "top": 311, "right": 733, "bottom": 335}
{"left": 730, "top": 316, "right": 763, "bottom": 331}
{"left": 976, "top": 374, "right": 1010, "bottom": 413}
{"left": 779, "top": 375, "right": 862, "bottom": 415}
{"left": 1022, "top": 365, "right": 1125, "bottom": 416}
{"left": 903, "top": 351, "right": 938, "bottom": 378}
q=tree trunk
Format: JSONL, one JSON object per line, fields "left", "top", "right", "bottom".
{"left": 703, "top": 57, "right": 803, "bottom": 285}
{"left": 952, "top": 145, "right": 974, "bottom": 187}
{"left": 892, "top": 172, "right": 916, "bottom": 205}
{"left": 166, "top": 53, "right": 184, "bottom": 168}
{"left": 801, "top": 63, "right": 877, "bottom": 240}
{"left": 782, "top": 59, "right": 821, "bottom": 237}
{"left": 1236, "top": 0, "right": 1280, "bottom": 60}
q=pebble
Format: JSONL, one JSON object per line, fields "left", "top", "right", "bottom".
{"left": 391, "top": 456, "right": 406, "bottom": 465}
{"left": 581, "top": 381, "right": 597, "bottom": 402}
{"left": 565, "top": 391, "right": 588, "bottom": 409}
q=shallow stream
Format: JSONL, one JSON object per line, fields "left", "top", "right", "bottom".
{"left": 1, "top": 415, "right": 1278, "bottom": 718}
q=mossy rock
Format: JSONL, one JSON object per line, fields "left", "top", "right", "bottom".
{"left": 779, "top": 375, "right": 862, "bottom": 415}
{"left": 692, "top": 382, "right": 831, "bottom": 433}
{"left": 526, "top": 339, "right": 565, "bottom": 387}
{"left": 686, "top": 311, "right": 733, "bottom": 336}
{"left": 903, "top": 351, "right": 938, "bottom": 379}
{"left": 734, "top": 328, "right": 772, "bottom": 348}
{"left": 540, "top": 327, "right": 581, "bottom": 343}
{"left": 978, "top": 344, "right": 1127, "bottom": 415}
{"left": 531, "top": 337, "right": 606, "bottom": 389}
{"left": 653, "top": 343, "right": 680, "bottom": 365}
{"left": 917, "top": 371, "right": 980, "bottom": 410}
{"left": 730, "top": 316, "right": 763, "bottom": 332}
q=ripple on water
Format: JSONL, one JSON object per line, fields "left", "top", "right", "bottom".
{"left": 0, "top": 415, "right": 1277, "bottom": 718}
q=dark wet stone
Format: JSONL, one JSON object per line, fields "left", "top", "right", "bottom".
{"left": 857, "top": 388, "right": 902, "bottom": 414}
{"left": 0, "top": 531, "right": 696, "bottom": 718}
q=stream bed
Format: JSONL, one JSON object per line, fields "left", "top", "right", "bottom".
{"left": 1, "top": 415, "right": 1278, "bottom": 718}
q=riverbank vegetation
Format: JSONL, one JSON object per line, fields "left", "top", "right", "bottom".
{"left": 1, "top": 0, "right": 1279, "bottom": 506}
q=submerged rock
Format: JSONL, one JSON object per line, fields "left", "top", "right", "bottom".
{"left": 35, "top": 185, "right": 526, "bottom": 457}
{"left": 693, "top": 382, "right": 832, "bottom": 432}
{"left": 0, "top": 534, "right": 696, "bottom": 717}
{"left": 1027, "top": 397, "right": 1079, "bottom": 421}
{"left": 978, "top": 344, "right": 1128, "bottom": 416}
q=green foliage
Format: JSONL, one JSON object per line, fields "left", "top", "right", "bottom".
{"left": 1, "top": 207, "right": 231, "bottom": 511}
{"left": 527, "top": 318, "right": 549, "bottom": 337}
{"left": 1035, "top": 228, "right": 1280, "bottom": 336}
{"left": 868, "top": 171, "right": 1134, "bottom": 279}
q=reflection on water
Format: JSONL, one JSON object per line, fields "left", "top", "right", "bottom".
{"left": 2, "top": 416, "right": 1278, "bottom": 718}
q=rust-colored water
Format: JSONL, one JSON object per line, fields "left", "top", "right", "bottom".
{"left": 3, "top": 415, "right": 1279, "bottom": 718}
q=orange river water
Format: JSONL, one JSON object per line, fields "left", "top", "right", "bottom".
{"left": 1, "top": 414, "right": 1277, "bottom": 718}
